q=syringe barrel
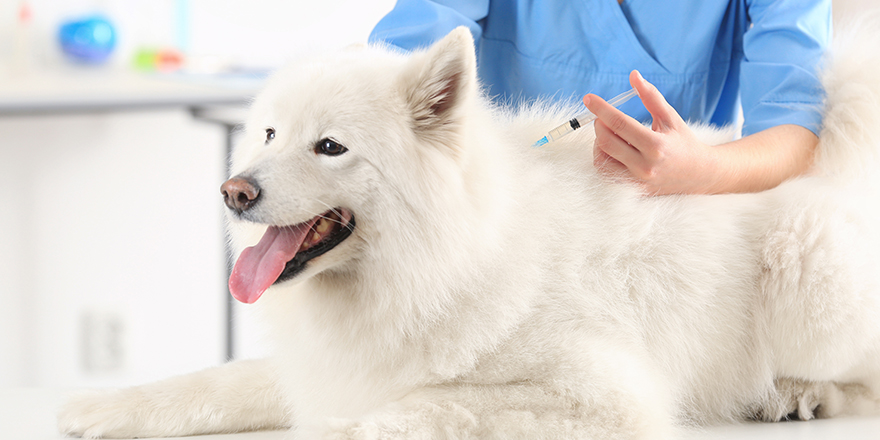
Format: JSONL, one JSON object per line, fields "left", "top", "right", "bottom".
{"left": 547, "top": 121, "right": 575, "bottom": 141}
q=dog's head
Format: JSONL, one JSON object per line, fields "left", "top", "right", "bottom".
{"left": 222, "top": 28, "right": 480, "bottom": 303}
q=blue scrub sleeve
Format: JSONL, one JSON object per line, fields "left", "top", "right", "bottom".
{"left": 740, "top": 0, "right": 831, "bottom": 136}
{"left": 369, "top": 0, "right": 489, "bottom": 51}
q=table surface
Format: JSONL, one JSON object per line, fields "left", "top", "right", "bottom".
{"left": 0, "top": 67, "right": 263, "bottom": 115}
{"left": 5, "top": 388, "right": 880, "bottom": 440}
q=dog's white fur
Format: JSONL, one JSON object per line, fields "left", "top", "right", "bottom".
{"left": 59, "top": 19, "right": 880, "bottom": 439}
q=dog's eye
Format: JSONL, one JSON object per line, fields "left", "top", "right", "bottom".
{"left": 315, "top": 138, "right": 348, "bottom": 156}
{"left": 265, "top": 128, "right": 275, "bottom": 144}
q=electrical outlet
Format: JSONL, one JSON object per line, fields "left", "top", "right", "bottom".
{"left": 81, "top": 311, "right": 125, "bottom": 374}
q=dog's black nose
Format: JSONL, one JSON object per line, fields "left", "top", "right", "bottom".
{"left": 221, "top": 176, "right": 261, "bottom": 213}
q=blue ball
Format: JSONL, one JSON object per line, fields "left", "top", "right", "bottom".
{"left": 58, "top": 16, "right": 117, "bottom": 64}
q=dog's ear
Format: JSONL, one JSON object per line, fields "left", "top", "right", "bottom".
{"left": 399, "top": 27, "right": 477, "bottom": 147}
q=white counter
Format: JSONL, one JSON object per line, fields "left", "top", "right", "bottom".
{"left": 6, "top": 388, "right": 880, "bottom": 440}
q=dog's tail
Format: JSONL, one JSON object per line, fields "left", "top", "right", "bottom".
{"left": 814, "top": 10, "right": 880, "bottom": 180}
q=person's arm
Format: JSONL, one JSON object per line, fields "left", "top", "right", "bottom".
{"left": 369, "top": 0, "right": 489, "bottom": 51}
{"left": 705, "top": 125, "right": 817, "bottom": 194}
{"left": 587, "top": 71, "right": 817, "bottom": 195}
{"left": 587, "top": 0, "right": 830, "bottom": 195}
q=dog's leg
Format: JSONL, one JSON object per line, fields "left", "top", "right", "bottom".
{"left": 57, "top": 359, "right": 289, "bottom": 439}
{"left": 305, "top": 332, "right": 675, "bottom": 439}
{"left": 761, "top": 193, "right": 880, "bottom": 389}
{"left": 313, "top": 379, "right": 674, "bottom": 440}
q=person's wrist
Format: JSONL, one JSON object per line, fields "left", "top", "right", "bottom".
{"left": 698, "top": 143, "right": 732, "bottom": 195}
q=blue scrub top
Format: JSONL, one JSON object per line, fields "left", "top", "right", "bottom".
{"left": 370, "top": 0, "right": 831, "bottom": 136}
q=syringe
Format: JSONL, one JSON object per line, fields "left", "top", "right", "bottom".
{"left": 532, "top": 88, "right": 639, "bottom": 147}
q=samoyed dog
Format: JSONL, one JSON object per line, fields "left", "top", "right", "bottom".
{"left": 60, "top": 22, "right": 880, "bottom": 439}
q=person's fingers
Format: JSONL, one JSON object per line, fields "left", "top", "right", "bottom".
{"left": 583, "top": 93, "right": 655, "bottom": 151}
{"left": 594, "top": 119, "right": 646, "bottom": 173}
{"left": 629, "top": 70, "right": 682, "bottom": 132}
{"left": 593, "top": 145, "right": 629, "bottom": 176}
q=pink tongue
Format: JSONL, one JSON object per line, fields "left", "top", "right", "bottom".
{"left": 229, "top": 222, "right": 316, "bottom": 304}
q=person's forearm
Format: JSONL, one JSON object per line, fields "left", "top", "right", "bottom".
{"left": 706, "top": 124, "right": 818, "bottom": 194}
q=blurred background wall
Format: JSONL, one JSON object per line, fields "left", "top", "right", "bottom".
{"left": 0, "top": 0, "right": 394, "bottom": 389}
{"left": 0, "top": 0, "right": 876, "bottom": 390}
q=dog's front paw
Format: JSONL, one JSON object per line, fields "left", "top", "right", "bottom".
{"left": 317, "top": 401, "right": 477, "bottom": 440}
{"left": 57, "top": 389, "right": 151, "bottom": 439}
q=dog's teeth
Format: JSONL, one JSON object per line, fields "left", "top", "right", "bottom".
{"left": 316, "top": 219, "right": 330, "bottom": 233}
{"left": 312, "top": 232, "right": 321, "bottom": 243}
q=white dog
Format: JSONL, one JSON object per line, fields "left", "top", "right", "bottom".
{"left": 60, "top": 21, "right": 880, "bottom": 439}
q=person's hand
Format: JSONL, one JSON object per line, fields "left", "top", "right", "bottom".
{"left": 584, "top": 70, "right": 720, "bottom": 195}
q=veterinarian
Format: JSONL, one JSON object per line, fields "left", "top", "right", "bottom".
{"left": 370, "top": 0, "right": 831, "bottom": 195}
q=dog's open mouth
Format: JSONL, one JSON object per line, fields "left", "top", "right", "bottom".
{"left": 228, "top": 208, "right": 355, "bottom": 304}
